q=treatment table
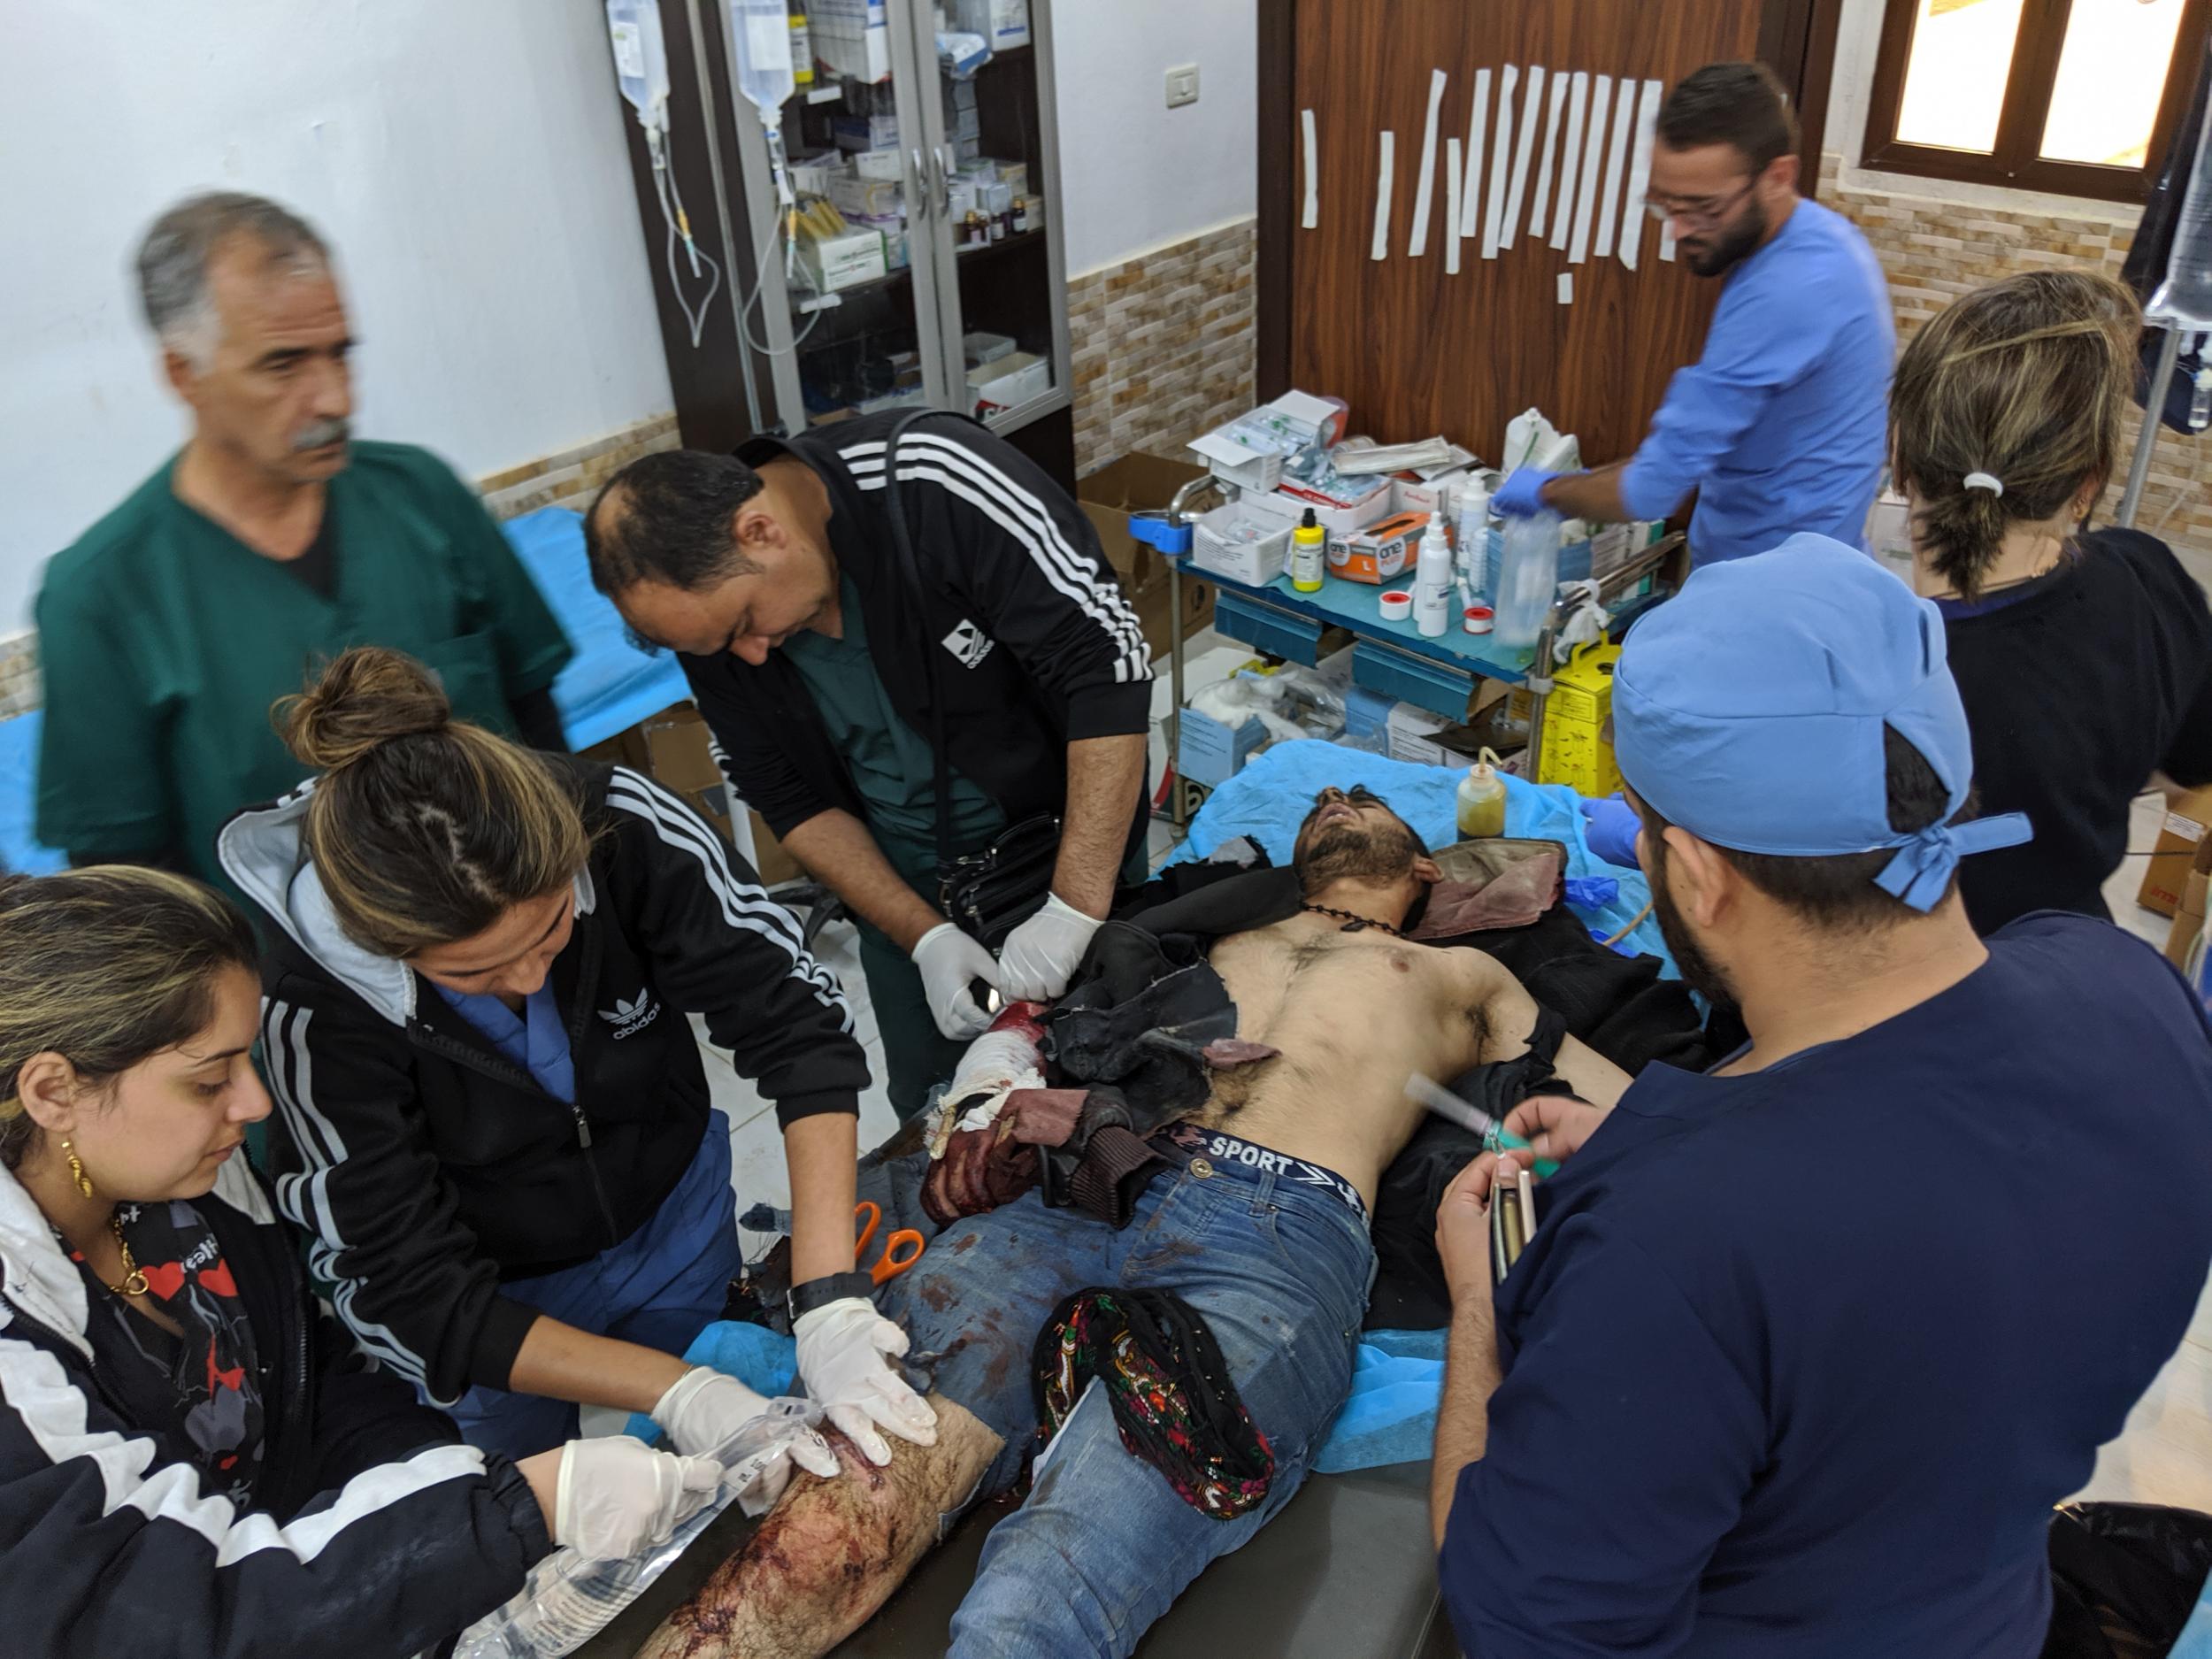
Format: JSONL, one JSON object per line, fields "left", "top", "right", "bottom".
{"left": 576, "top": 1456, "right": 1461, "bottom": 1657}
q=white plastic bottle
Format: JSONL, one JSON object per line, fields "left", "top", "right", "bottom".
{"left": 1415, "top": 510, "right": 1453, "bottom": 637}
{"left": 1455, "top": 482, "right": 1492, "bottom": 599}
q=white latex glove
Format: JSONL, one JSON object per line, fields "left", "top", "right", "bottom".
{"left": 552, "top": 1435, "right": 723, "bottom": 1560}
{"left": 793, "top": 1297, "right": 940, "bottom": 1466}
{"left": 995, "top": 892, "right": 1102, "bottom": 1002}
{"left": 912, "top": 922, "right": 1002, "bottom": 1040}
{"left": 651, "top": 1366, "right": 840, "bottom": 1477}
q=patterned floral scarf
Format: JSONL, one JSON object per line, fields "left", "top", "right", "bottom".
{"left": 1031, "top": 1286, "right": 1274, "bottom": 1520}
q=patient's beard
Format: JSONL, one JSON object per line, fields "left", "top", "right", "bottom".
{"left": 1651, "top": 870, "right": 1741, "bottom": 1015}
{"left": 1294, "top": 821, "right": 1422, "bottom": 899}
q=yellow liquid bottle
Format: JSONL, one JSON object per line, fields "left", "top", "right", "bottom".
{"left": 1290, "top": 508, "right": 1326, "bottom": 594}
{"left": 1455, "top": 748, "right": 1508, "bottom": 839}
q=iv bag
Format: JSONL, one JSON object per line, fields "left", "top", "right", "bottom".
{"left": 2148, "top": 89, "right": 2212, "bottom": 330}
{"left": 729, "top": 0, "right": 797, "bottom": 125}
{"left": 605, "top": 0, "right": 672, "bottom": 127}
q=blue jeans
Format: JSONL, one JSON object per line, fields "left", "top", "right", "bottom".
{"left": 879, "top": 1129, "right": 1377, "bottom": 1659}
{"left": 440, "top": 1112, "right": 742, "bottom": 1460}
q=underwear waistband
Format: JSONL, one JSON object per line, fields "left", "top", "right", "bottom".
{"left": 1151, "top": 1123, "right": 1369, "bottom": 1225}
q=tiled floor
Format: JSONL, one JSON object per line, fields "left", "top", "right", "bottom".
{"left": 716, "top": 703, "right": 2208, "bottom": 1511}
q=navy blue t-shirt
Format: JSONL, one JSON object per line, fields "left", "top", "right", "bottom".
{"left": 1441, "top": 914, "right": 2212, "bottom": 1657}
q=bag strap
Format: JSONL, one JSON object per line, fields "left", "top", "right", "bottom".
{"left": 879, "top": 409, "right": 988, "bottom": 872}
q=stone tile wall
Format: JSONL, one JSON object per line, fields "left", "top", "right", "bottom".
{"left": 1070, "top": 219, "right": 1257, "bottom": 474}
{"left": 0, "top": 411, "right": 684, "bottom": 715}
{"left": 1820, "top": 155, "right": 2212, "bottom": 588}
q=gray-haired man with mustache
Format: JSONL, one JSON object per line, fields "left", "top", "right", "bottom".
{"left": 35, "top": 191, "right": 571, "bottom": 887}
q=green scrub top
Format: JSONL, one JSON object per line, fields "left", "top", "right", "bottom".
{"left": 781, "top": 576, "right": 1005, "bottom": 893}
{"left": 34, "top": 442, "right": 572, "bottom": 885}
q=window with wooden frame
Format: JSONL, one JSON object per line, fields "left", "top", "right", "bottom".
{"left": 1863, "top": 0, "right": 2210, "bottom": 202}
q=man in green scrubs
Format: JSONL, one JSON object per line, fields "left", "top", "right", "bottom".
{"left": 35, "top": 192, "right": 572, "bottom": 883}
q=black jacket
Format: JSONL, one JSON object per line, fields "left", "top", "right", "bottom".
{"left": 0, "top": 1156, "right": 550, "bottom": 1658}
{"left": 685, "top": 411, "right": 1153, "bottom": 852}
{"left": 219, "top": 758, "right": 867, "bottom": 1407}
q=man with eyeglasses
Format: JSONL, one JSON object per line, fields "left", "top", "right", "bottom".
{"left": 1493, "top": 62, "right": 1893, "bottom": 569}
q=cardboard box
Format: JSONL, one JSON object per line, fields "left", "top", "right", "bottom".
{"left": 2139, "top": 786, "right": 2212, "bottom": 917}
{"left": 968, "top": 351, "right": 1050, "bottom": 411}
{"left": 1192, "top": 505, "right": 1292, "bottom": 587}
{"left": 630, "top": 704, "right": 805, "bottom": 886}
{"left": 1386, "top": 702, "right": 1455, "bottom": 767}
{"left": 798, "top": 227, "right": 887, "bottom": 292}
{"left": 948, "top": 0, "right": 1031, "bottom": 50}
{"left": 2164, "top": 842, "right": 2209, "bottom": 970}
{"left": 1074, "top": 452, "right": 1217, "bottom": 658}
{"left": 1178, "top": 707, "right": 1266, "bottom": 787}
{"left": 826, "top": 173, "right": 902, "bottom": 219}
{"left": 812, "top": 15, "right": 894, "bottom": 82}
{"left": 1327, "top": 511, "right": 1430, "bottom": 585}
{"left": 832, "top": 111, "right": 901, "bottom": 153}
{"left": 1391, "top": 471, "right": 1470, "bottom": 519}
{"left": 1187, "top": 391, "right": 1342, "bottom": 492}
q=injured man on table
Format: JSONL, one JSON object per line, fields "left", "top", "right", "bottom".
{"left": 642, "top": 785, "right": 1636, "bottom": 1659}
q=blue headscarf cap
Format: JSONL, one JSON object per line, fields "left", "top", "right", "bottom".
{"left": 1612, "top": 535, "right": 2030, "bottom": 912}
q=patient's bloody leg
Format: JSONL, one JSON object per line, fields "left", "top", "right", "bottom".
{"left": 638, "top": 1394, "right": 1002, "bottom": 1659}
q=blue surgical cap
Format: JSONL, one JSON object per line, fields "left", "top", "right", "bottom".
{"left": 1613, "top": 534, "right": 2029, "bottom": 911}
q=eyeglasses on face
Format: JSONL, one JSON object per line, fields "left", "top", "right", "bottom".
{"left": 1642, "top": 178, "right": 1755, "bottom": 231}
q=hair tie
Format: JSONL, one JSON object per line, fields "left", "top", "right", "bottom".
{"left": 1962, "top": 472, "right": 2004, "bottom": 497}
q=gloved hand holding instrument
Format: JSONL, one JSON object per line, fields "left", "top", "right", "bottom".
{"left": 543, "top": 1436, "right": 725, "bottom": 1560}
{"left": 651, "top": 1367, "right": 840, "bottom": 1513}
{"left": 913, "top": 921, "right": 1002, "bottom": 1040}
{"left": 996, "top": 891, "right": 1103, "bottom": 1002}
{"left": 1492, "top": 465, "right": 1560, "bottom": 518}
{"left": 1578, "top": 793, "right": 1645, "bottom": 869}
{"left": 788, "top": 1199, "right": 938, "bottom": 1466}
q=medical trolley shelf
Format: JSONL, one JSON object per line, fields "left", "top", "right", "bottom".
{"left": 1165, "top": 533, "right": 1686, "bottom": 819}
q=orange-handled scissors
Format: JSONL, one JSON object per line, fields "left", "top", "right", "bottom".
{"left": 855, "top": 1201, "right": 925, "bottom": 1286}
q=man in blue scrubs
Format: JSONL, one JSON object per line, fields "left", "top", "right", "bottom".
{"left": 1431, "top": 538, "right": 2212, "bottom": 1655}
{"left": 1494, "top": 64, "right": 1893, "bottom": 565}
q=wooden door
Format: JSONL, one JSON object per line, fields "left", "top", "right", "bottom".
{"left": 1268, "top": 0, "right": 1834, "bottom": 466}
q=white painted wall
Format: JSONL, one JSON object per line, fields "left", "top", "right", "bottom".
{"left": 1050, "top": 0, "right": 1259, "bottom": 275}
{"left": 0, "top": 0, "right": 673, "bottom": 627}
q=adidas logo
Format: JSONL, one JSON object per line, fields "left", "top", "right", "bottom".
{"left": 941, "top": 618, "right": 995, "bottom": 669}
{"left": 598, "top": 991, "right": 661, "bottom": 1040}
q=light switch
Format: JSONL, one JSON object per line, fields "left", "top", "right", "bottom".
{"left": 1165, "top": 64, "right": 1200, "bottom": 109}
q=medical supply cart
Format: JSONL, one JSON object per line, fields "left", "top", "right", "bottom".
{"left": 1144, "top": 493, "right": 1682, "bottom": 824}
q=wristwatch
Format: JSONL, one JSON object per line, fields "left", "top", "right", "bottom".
{"left": 787, "top": 1270, "right": 875, "bottom": 1323}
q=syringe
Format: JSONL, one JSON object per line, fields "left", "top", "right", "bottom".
{"left": 1406, "top": 1073, "right": 1560, "bottom": 1179}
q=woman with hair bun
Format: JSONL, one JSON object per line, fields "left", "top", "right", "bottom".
{"left": 217, "top": 647, "right": 926, "bottom": 1479}
{"left": 1889, "top": 268, "right": 2212, "bottom": 933}
{"left": 0, "top": 866, "right": 732, "bottom": 1656}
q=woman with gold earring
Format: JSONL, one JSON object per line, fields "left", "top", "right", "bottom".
{"left": 0, "top": 868, "right": 736, "bottom": 1656}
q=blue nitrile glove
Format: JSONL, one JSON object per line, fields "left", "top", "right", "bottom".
{"left": 1492, "top": 466, "right": 1557, "bottom": 518}
{"left": 1578, "top": 793, "right": 1643, "bottom": 868}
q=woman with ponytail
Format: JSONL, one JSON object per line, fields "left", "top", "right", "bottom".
{"left": 0, "top": 867, "right": 736, "bottom": 1656}
{"left": 216, "top": 647, "right": 927, "bottom": 1479}
{"left": 1889, "top": 269, "right": 2212, "bottom": 933}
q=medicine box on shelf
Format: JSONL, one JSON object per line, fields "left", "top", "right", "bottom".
{"left": 1177, "top": 707, "right": 1266, "bottom": 788}
{"left": 1191, "top": 503, "right": 1293, "bottom": 588}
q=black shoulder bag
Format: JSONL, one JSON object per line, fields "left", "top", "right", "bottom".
{"left": 880, "top": 410, "right": 1062, "bottom": 949}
